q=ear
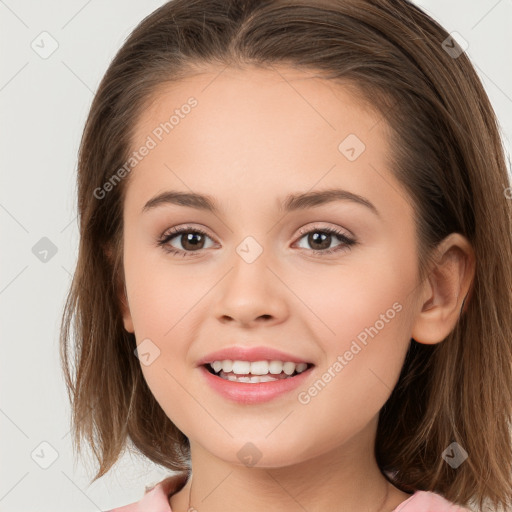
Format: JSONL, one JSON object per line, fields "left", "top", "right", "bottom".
{"left": 105, "top": 244, "right": 134, "bottom": 334}
{"left": 411, "top": 233, "right": 475, "bottom": 345}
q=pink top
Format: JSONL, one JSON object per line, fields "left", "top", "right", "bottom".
{"left": 104, "top": 473, "right": 472, "bottom": 512}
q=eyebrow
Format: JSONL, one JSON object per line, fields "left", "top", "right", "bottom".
{"left": 141, "top": 188, "right": 380, "bottom": 217}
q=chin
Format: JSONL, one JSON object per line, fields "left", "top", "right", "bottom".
{"left": 203, "top": 438, "right": 315, "bottom": 469}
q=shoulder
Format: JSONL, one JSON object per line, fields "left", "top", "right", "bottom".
{"left": 103, "top": 472, "right": 189, "bottom": 512}
{"left": 393, "top": 490, "right": 473, "bottom": 512}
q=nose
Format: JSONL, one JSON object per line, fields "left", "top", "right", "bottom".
{"left": 213, "top": 252, "right": 288, "bottom": 327}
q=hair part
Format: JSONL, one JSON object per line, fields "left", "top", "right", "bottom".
{"left": 60, "top": 1, "right": 512, "bottom": 510}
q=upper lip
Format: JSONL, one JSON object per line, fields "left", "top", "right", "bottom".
{"left": 196, "top": 346, "right": 314, "bottom": 367}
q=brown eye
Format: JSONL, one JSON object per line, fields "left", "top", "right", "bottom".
{"left": 294, "top": 226, "right": 356, "bottom": 255}
{"left": 157, "top": 226, "right": 215, "bottom": 256}
{"left": 177, "top": 231, "right": 206, "bottom": 251}
{"left": 305, "top": 231, "right": 332, "bottom": 251}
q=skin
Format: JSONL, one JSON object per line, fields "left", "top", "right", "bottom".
{"left": 118, "top": 65, "right": 475, "bottom": 512}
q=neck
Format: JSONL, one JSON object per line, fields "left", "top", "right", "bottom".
{"left": 169, "top": 420, "right": 411, "bottom": 512}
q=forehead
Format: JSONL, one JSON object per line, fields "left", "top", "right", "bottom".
{"left": 132, "top": 64, "right": 388, "bottom": 155}
{"left": 125, "top": 65, "right": 408, "bottom": 221}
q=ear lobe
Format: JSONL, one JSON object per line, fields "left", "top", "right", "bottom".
{"left": 119, "top": 284, "right": 134, "bottom": 334}
{"left": 411, "top": 233, "right": 475, "bottom": 345}
{"left": 104, "top": 243, "right": 134, "bottom": 334}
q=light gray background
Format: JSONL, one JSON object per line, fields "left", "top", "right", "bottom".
{"left": 1, "top": 1, "right": 511, "bottom": 511}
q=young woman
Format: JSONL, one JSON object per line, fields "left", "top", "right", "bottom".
{"left": 60, "top": 1, "right": 512, "bottom": 510}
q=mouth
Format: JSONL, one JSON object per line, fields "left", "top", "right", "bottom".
{"left": 202, "top": 360, "right": 315, "bottom": 383}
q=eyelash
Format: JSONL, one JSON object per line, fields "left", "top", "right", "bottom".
{"left": 156, "top": 224, "right": 357, "bottom": 258}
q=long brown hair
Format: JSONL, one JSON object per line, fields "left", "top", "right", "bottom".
{"left": 59, "top": 1, "right": 512, "bottom": 510}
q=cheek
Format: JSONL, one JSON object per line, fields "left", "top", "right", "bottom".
{"left": 291, "top": 274, "right": 411, "bottom": 453}
{"left": 296, "top": 247, "right": 415, "bottom": 401}
{"left": 299, "top": 252, "right": 414, "bottom": 349}
{"left": 123, "top": 237, "right": 198, "bottom": 333}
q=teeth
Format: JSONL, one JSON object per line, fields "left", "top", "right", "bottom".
{"left": 269, "top": 360, "right": 284, "bottom": 374}
{"left": 226, "top": 374, "right": 279, "bottom": 383}
{"left": 211, "top": 361, "right": 223, "bottom": 373}
{"left": 232, "top": 360, "right": 251, "bottom": 374}
{"left": 222, "top": 359, "right": 233, "bottom": 373}
{"left": 250, "top": 360, "right": 271, "bottom": 375}
{"left": 208, "top": 359, "right": 309, "bottom": 376}
{"left": 283, "top": 362, "right": 296, "bottom": 375}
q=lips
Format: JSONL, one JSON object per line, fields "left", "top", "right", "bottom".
{"left": 199, "top": 363, "right": 315, "bottom": 404}
{"left": 195, "top": 346, "right": 316, "bottom": 403}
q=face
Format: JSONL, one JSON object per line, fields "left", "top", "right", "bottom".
{"left": 119, "top": 65, "right": 424, "bottom": 467}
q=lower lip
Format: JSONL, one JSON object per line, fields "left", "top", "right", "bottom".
{"left": 199, "top": 365, "right": 314, "bottom": 404}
